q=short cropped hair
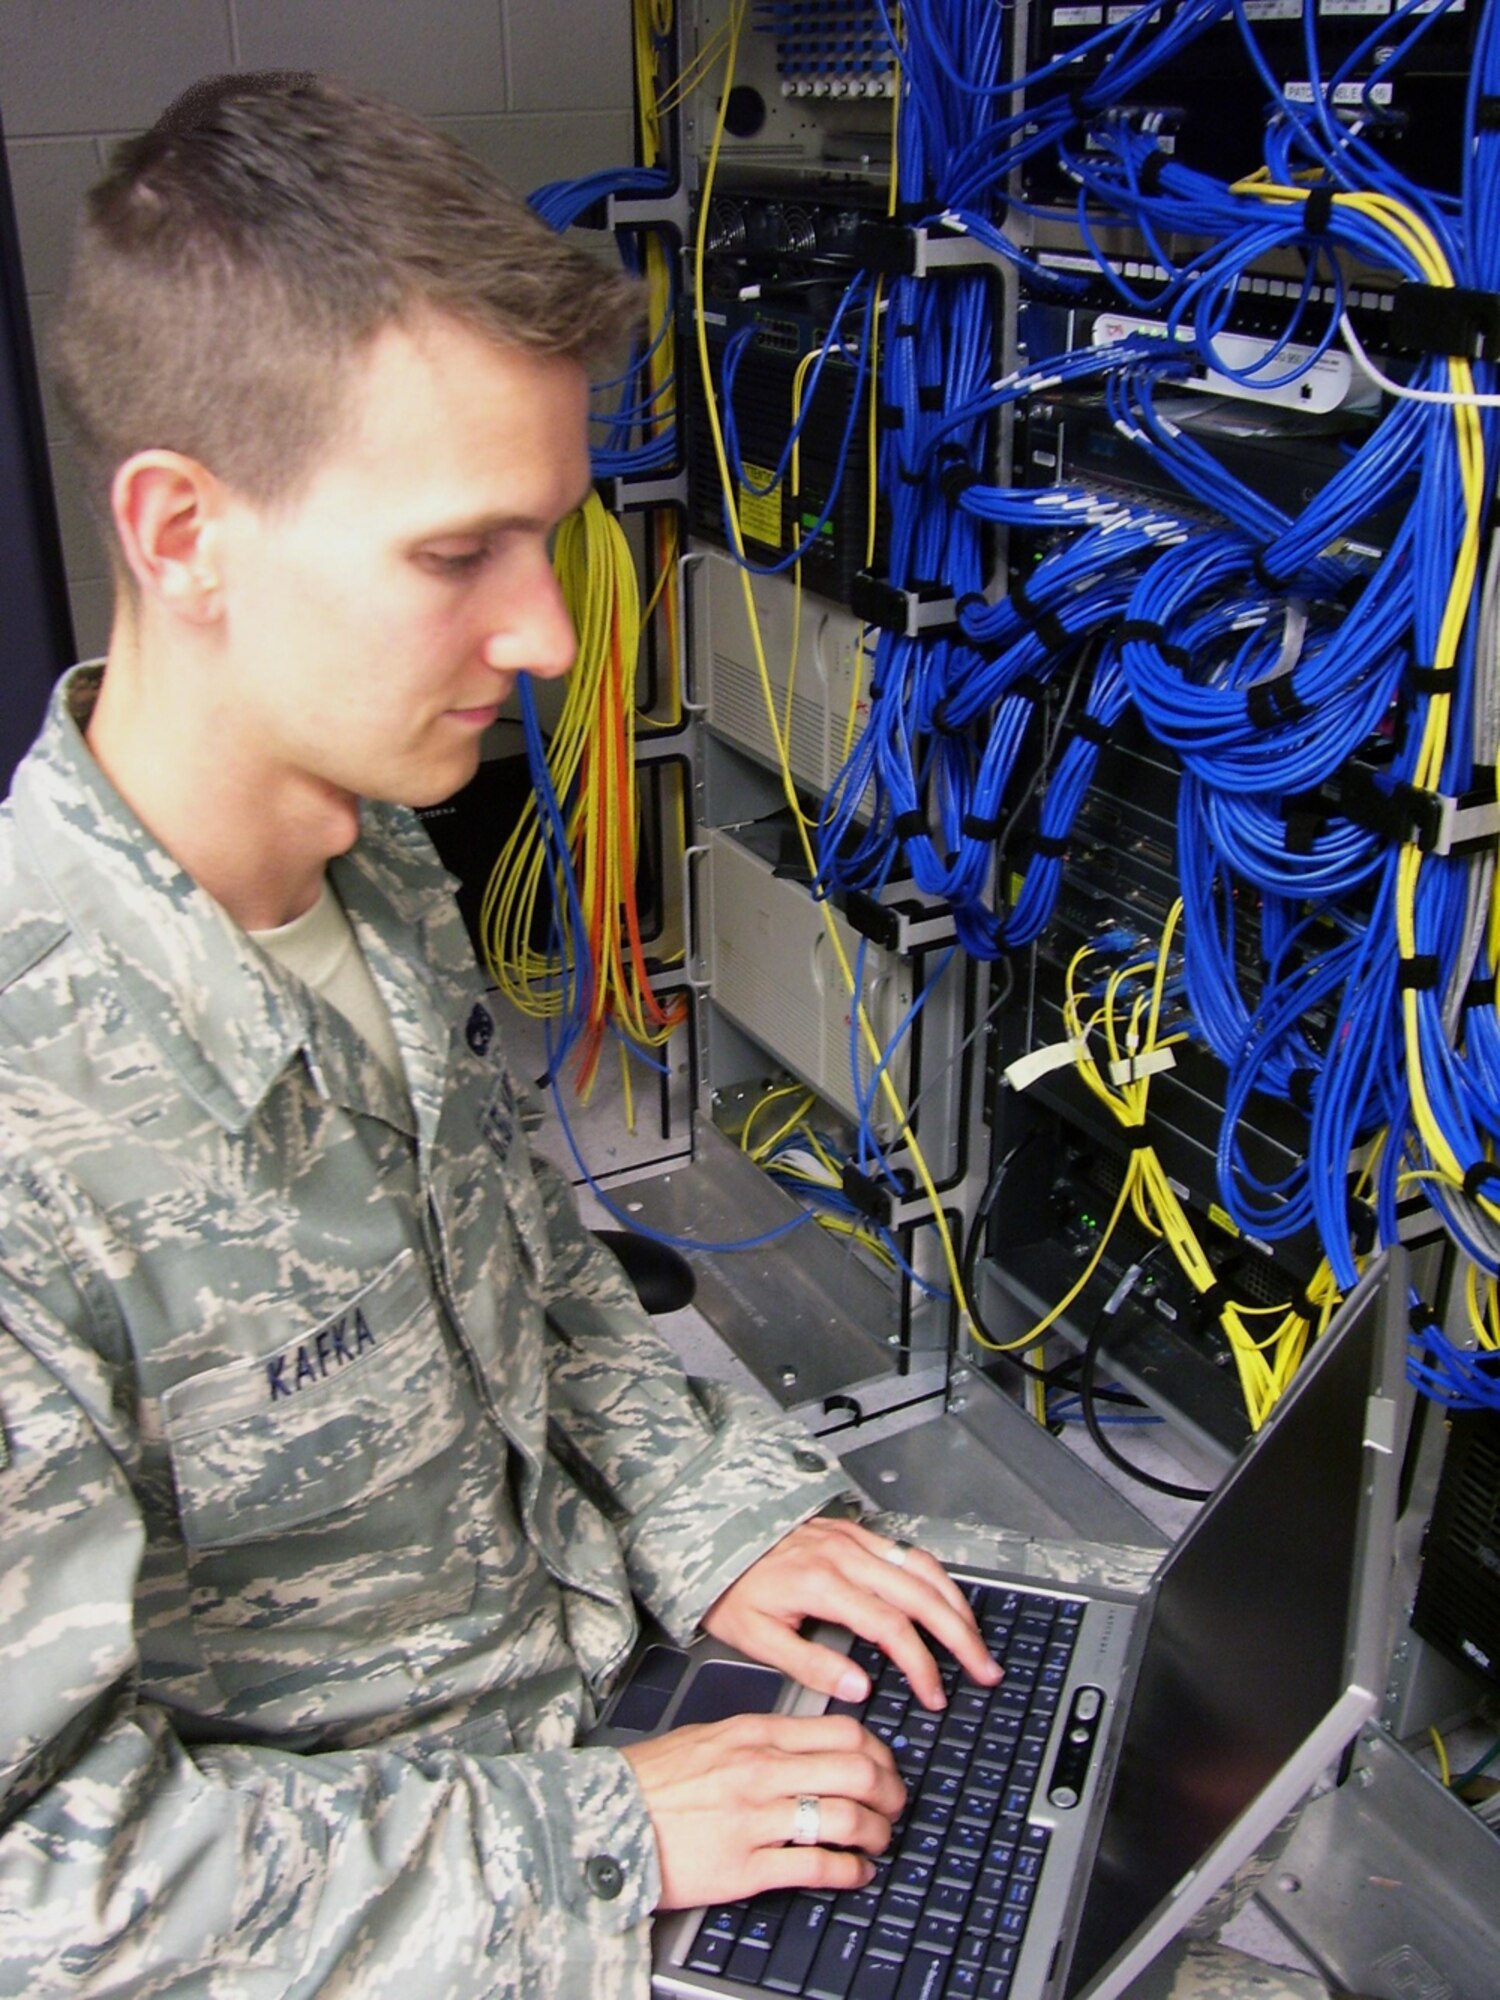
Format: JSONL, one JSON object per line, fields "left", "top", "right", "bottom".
{"left": 52, "top": 71, "right": 641, "bottom": 549}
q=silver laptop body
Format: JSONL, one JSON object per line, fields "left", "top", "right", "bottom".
{"left": 595, "top": 1250, "right": 1407, "bottom": 2000}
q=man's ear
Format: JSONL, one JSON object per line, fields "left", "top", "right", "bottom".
{"left": 109, "top": 451, "right": 226, "bottom": 624}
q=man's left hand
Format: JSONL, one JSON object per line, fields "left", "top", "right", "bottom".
{"left": 701, "top": 1516, "right": 1001, "bottom": 1711}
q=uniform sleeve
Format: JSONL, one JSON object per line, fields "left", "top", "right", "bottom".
{"left": 520, "top": 1142, "right": 859, "bottom": 1643}
{"left": 0, "top": 1321, "right": 660, "bottom": 2000}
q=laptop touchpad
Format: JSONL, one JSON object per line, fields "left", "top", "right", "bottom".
{"left": 674, "top": 1660, "right": 785, "bottom": 1727}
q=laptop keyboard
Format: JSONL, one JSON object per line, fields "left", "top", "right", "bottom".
{"left": 678, "top": 1583, "right": 1085, "bottom": 2000}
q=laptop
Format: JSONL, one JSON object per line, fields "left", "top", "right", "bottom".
{"left": 592, "top": 1247, "right": 1409, "bottom": 2000}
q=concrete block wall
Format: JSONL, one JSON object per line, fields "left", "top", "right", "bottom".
{"left": 0, "top": 0, "right": 636, "bottom": 658}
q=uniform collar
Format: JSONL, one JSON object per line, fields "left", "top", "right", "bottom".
{"left": 11, "top": 665, "right": 457, "bottom": 1133}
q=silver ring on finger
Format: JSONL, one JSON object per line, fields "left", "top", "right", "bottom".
{"left": 883, "top": 1539, "right": 913, "bottom": 1569}
{"left": 791, "top": 1794, "right": 822, "bottom": 1846}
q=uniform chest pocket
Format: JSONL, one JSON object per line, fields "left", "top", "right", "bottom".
{"left": 160, "top": 1250, "right": 466, "bottom": 1550}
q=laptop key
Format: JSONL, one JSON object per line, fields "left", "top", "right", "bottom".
{"left": 966, "top": 1896, "right": 1000, "bottom": 1938}
{"left": 914, "top": 1913, "right": 961, "bottom": 1956}
{"left": 878, "top": 1888, "right": 925, "bottom": 1930}
{"left": 765, "top": 1895, "right": 835, "bottom": 1994}
{"left": 976, "top": 1972, "right": 1013, "bottom": 2000}
{"left": 741, "top": 1901, "right": 789, "bottom": 1949}
{"left": 726, "top": 1938, "right": 774, "bottom": 1985}
{"left": 840, "top": 1884, "right": 882, "bottom": 1927}
{"left": 865, "top": 1920, "right": 915, "bottom": 1963}
{"left": 847, "top": 1957, "right": 903, "bottom": 2000}
{"left": 806, "top": 1918, "right": 869, "bottom": 2000}
{"left": 697, "top": 1904, "right": 741, "bottom": 1940}
{"left": 894, "top": 1950, "right": 948, "bottom": 2000}
{"left": 890, "top": 1857, "right": 934, "bottom": 1894}
{"left": 685, "top": 1928, "right": 736, "bottom": 1975}
{"left": 933, "top": 1850, "right": 979, "bottom": 1893}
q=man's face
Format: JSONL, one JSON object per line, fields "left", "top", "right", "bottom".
{"left": 213, "top": 311, "right": 592, "bottom": 811}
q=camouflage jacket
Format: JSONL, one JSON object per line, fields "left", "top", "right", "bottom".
{"left": 0, "top": 668, "right": 852, "bottom": 1998}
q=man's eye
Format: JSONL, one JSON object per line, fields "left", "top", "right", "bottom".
{"left": 421, "top": 545, "right": 489, "bottom": 576}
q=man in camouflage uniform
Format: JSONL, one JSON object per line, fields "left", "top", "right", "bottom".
{"left": 0, "top": 69, "right": 1341, "bottom": 2000}
{"left": 0, "top": 70, "right": 1000, "bottom": 1998}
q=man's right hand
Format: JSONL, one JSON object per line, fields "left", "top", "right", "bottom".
{"left": 621, "top": 1712, "right": 906, "bottom": 1912}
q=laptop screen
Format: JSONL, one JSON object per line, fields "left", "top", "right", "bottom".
{"left": 1063, "top": 1251, "right": 1404, "bottom": 1995}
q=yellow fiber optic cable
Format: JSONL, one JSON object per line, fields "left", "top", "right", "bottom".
{"left": 691, "top": 4, "right": 974, "bottom": 1321}
{"left": 481, "top": 493, "right": 685, "bottom": 1102}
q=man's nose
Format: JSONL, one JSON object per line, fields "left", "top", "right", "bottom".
{"left": 482, "top": 558, "right": 577, "bottom": 681}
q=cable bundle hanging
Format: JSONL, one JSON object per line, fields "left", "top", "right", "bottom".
{"left": 481, "top": 493, "right": 686, "bottom": 1105}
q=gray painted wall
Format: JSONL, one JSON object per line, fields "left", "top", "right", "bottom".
{"left": 0, "top": 0, "right": 635, "bottom": 657}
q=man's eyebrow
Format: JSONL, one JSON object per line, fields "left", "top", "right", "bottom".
{"left": 412, "top": 485, "right": 595, "bottom": 545}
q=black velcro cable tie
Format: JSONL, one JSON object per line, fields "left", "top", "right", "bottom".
{"left": 1246, "top": 677, "right": 1309, "bottom": 729}
{"left": 1336, "top": 764, "right": 1410, "bottom": 843}
{"left": 1074, "top": 713, "right": 1111, "bottom": 748}
{"left": 1120, "top": 619, "right": 1191, "bottom": 669}
{"left": 1030, "top": 831, "right": 1068, "bottom": 858}
{"left": 1010, "top": 577, "right": 1068, "bottom": 652}
{"left": 877, "top": 401, "right": 905, "bottom": 432}
{"left": 1294, "top": 1289, "right": 1320, "bottom": 1324}
{"left": 1349, "top": 1200, "right": 1377, "bottom": 1256}
{"left": 974, "top": 634, "right": 1013, "bottom": 663}
{"left": 962, "top": 812, "right": 1001, "bottom": 840}
{"left": 941, "top": 462, "right": 984, "bottom": 505}
{"left": 1463, "top": 1159, "right": 1500, "bottom": 1203}
{"left": 1393, "top": 779, "right": 1444, "bottom": 850}
{"left": 1390, "top": 281, "right": 1500, "bottom": 363}
{"left": 932, "top": 696, "right": 964, "bottom": 736}
{"left": 899, "top": 465, "right": 925, "bottom": 486}
{"left": 1009, "top": 673, "right": 1046, "bottom": 706}
{"left": 954, "top": 591, "right": 988, "bottom": 623}
{"left": 850, "top": 571, "right": 908, "bottom": 634}
{"left": 1251, "top": 547, "right": 1280, "bottom": 592}
{"left": 893, "top": 810, "right": 927, "bottom": 841}
{"left": 1122, "top": 1129, "right": 1154, "bottom": 1151}
{"left": 1397, "top": 953, "right": 1441, "bottom": 992}
{"left": 1282, "top": 794, "right": 1326, "bottom": 856}
{"left": 1409, "top": 1299, "right": 1435, "bottom": 1339}
{"left": 896, "top": 321, "right": 919, "bottom": 339}
{"left": 1198, "top": 1281, "right": 1230, "bottom": 1322}
{"left": 1479, "top": 95, "right": 1500, "bottom": 131}
{"left": 1409, "top": 661, "right": 1456, "bottom": 696}
{"left": 918, "top": 384, "right": 944, "bottom": 412}
{"left": 1303, "top": 184, "right": 1335, "bottom": 234}
{"left": 1289, "top": 1066, "right": 1318, "bottom": 1114}
{"left": 1139, "top": 147, "right": 1168, "bottom": 197}
{"left": 1465, "top": 975, "right": 1497, "bottom": 1010}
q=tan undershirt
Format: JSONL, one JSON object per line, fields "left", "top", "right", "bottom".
{"left": 250, "top": 879, "right": 404, "bottom": 1085}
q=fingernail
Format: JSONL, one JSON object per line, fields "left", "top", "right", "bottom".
{"left": 836, "top": 1665, "right": 870, "bottom": 1702}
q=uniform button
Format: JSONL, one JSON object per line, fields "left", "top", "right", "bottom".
{"left": 585, "top": 1854, "right": 625, "bottom": 1900}
{"left": 793, "top": 1449, "right": 826, "bottom": 1473}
